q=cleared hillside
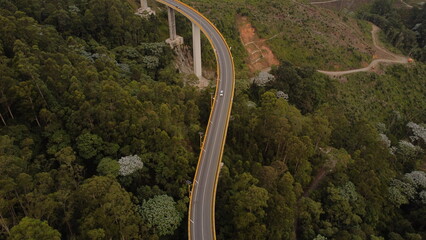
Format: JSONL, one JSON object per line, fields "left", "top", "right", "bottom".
{"left": 184, "top": 0, "right": 376, "bottom": 70}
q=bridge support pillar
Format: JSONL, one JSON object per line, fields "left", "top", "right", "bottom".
{"left": 141, "top": 0, "right": 148, "bottom": 9}
{"left": 137, "top": 0, "right": 155, "bottom": 16}
{"left": 192, "top": 22, "right": 202, "bottom": 78}
{"left": 165, "top": 7, "right": 184, "bottom": 47}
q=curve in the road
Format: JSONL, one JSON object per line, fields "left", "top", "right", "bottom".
{"left": 318, "top": 24, "right": 409, "bottom": 76}
{"left": 155, "top": 1, "right": 235, "bottom": 240}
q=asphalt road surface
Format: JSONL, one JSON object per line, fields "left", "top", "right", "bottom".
{"left": 156, "top": 1, "right": 235, "bottom": 239}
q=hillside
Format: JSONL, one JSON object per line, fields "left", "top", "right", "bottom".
{"left": 331, "top": 64, "right": 426, "bottom": 123}
{"left": 309, "top": 0, "right": 423, "bottom": 11}
{"left": 185, "top": 0, "right": 376, "bottom": 71}
{"left": 310, "top": 0, "right": 372, "bottom": 11}
{"left": 0, "top": 0, "right": 425, "bottom": 240}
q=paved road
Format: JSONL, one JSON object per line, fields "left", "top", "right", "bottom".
{"left": 156, "top": 1, "right": 235, "bottom": 239}
{"left": 318, "top": 25, "right": 409, "bottom": 76}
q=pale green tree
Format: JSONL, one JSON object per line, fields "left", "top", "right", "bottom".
{"left": 76, "top": 132, "right": 103, "bottom": 159}
{"left": 313, "top": 234, "right": 328, "bottom": 240}
{"left": 96, "top": 157, "right": 119, "bottom": 177}
{"left": 8, "top": 217, "right": 61, "bottom": 240}
{"left": 141, "top": 195, "right": 182, "bottom": 236}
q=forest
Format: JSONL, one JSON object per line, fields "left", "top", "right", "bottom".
{"left": 0, "top": 0, "right": 425, "bottom": 239}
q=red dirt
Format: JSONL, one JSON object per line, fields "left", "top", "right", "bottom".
{"left": 237, "top": 16, "right": 280, "bottom": 72}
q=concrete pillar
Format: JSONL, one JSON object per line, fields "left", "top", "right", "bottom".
{"left": 168, "top": 7, "right": 177, "bottom": 40}
{"left": 136, "top": 0, "right": 155, "bottom": 16}
{"left": 140, "top": 0, "right": 148, "bottom": 10}
{"left": 192, "top": 22, "right": 202, "bottom": 78}
{"left": 165, "top": 7, "right": 183, "bottom": 48}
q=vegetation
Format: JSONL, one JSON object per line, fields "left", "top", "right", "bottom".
{"left": 0, "top": 0, "right": 425, "bottom": 239}
{"left": 332, "top": 64, "right": 426, "bottom": 123}
{"left": 223, "top": 58, "right": 426, "bottom": 239}
{"left": 185, "top": 0, "right": 374, "bottom": 70}
{"left": 8, "top": 217, "right": 61, "bottom": 240}
{"left": 140, "top": 195, "right": 183, "bottom": 236}
{"left": 359, "top": 0, "right": 426, "bottom": 61}
{"left": 0, "top": 0, "right": 198, "bottom": 239}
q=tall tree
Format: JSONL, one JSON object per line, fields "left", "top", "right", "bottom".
{"left": 8, "top": 217, "right": 61, "bottom": 240}
{"left": 140, "top": 195, "right": 183, "bottom": 236}
{"left": 74, "top": 176, "right": 142, "bottom": 239}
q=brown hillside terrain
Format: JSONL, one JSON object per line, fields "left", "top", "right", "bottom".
{"left": 237, "top": 16, "right": 280, "bottom": 72}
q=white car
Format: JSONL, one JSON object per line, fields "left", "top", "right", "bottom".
{"left": 219, "top": 90, "right": 224, "bottom": 97}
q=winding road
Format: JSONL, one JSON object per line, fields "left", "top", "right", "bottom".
{"left": 155, "top": 1, "right": 235, "bottom": 239}
{"left": 318, "top": 25, "right": 409, "bottom": 76}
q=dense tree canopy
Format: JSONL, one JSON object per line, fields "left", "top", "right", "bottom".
{"left": 0, "top": 0, "right": 425, "bottom": 239}
{"left": 8, "top": 217, "right": 61, "bottom": 240}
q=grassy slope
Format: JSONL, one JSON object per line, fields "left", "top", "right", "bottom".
{"left": 331, "top": 63, "right": 426, "bottom": 123}
{"left": 175, "top": 0, "right": 426, "bottom": 127}
{"left": 127, "top": 0, "right": 139, "bottom": 9}
{"left": 184, "top": 0, "right": 374, "bottom": 71}
{"left": 404, "top": 0, "right": 425, "bottom": 6}
{"left": 308, "top": 0, "right": 372, "bottom": 11}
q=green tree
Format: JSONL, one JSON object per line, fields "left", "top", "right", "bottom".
{"left": 75, "top": 176, "right": 141, "bottom": 239}
{"left": 76, "top": 132, "right": 103, "bottom": 160}
{"left": 228, "top": 173, "right": 270, "bottom": 240}
{"left": 313, "top": 235, "right": 328, "bottom": 240}
{"left": 97, "top": 157, "right": 119, "bottom": 177}
{"left": 298, "top": 197, "right": 324, "bottom": 240}
{"left": 141, "top": 195, "right": 182, "bottom": 236}
{"left": 266, "top": 172, "right": 299, "bottom": 239}
{"left": 8, "top": 217, "right": 61, "bottom": 240}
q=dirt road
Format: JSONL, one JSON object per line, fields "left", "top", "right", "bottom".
{"left": 400, "top": 0, "right": 413, "bottom": 8}
{"left": 318, "top": 25, "right": 409, "bottom": 76}
{"left": 311, "top": 0, "right": 340, "bottom": 5}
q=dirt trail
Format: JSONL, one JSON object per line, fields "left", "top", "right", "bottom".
{"left": 303, "top": 168, "right": 328, "bottom": 198}
{"left": 400, "top": 0, "right": 414, "bottom": 8}
{"left": 311, "top": 0, "right": 340, "bottom": 5}
{"left": 318, "top": 24, "right": 409, "bottom": 76}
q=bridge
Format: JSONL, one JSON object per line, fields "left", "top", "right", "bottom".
{"left": 139, "top": 1, "right": 235, "bottom": 239}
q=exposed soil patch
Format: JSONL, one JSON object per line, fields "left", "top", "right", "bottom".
{"left": 237, "top": 16, "right": 280, "bottom": 73}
